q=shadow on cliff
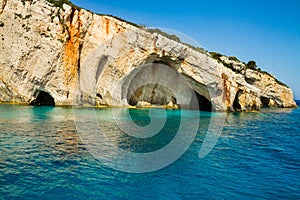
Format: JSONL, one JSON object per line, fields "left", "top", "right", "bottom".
{"left": 30, "top": 91, "right": 55, "bottom": 106}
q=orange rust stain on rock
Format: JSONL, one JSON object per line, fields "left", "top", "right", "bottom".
{"left": 63, "top": 10, "right": 83, "bottom": 87}
{"left": 130, "top": 48, "right": 135, "bottom": 54}
{"left": 114, "top": 22, "right": 125, "bottom": 34}
{"left": 221, "top": 73, "right": 231, "bottom": 105}
{"left": 114, "top": 22, "right": 119, "bottom": 33}
{"left": 252, "top": 98, "right": 257, "bottom": 107}
{"left": 182, "top": 60, "right": 188, "bottom": 66}
{"left": 221, "top": 73, "right": 228, "bottom": 80}
{"left": 105, "top": 18, "right": 110, "bottom": 35}
{"left": 64, "top": 39, "right": 79, "bottom": 84}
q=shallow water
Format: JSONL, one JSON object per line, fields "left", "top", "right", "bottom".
{"left": 0, "top": 105, "right": 299, "bottom": 199}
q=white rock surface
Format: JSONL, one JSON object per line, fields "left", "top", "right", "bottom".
{"left": 0, "top": 0, "right": 297, "bottom": 111}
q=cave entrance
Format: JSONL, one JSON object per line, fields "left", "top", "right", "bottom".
{"left": 233, "top": 90, "right": 242, "bottom": 111}
{"left": 192, "top": 92, "right": 212, "bottom": 111}
{"left": 127, "top": 83, "right": 212, "bottom": 111}
{"left": 122, "top": 63, "right": 213, "bottom": 111}
{"left": 260, "top": 96, "right": 270, "bottom": 107}
{"left": 30, "top": 91, "right": 55, "bottom": 106}
{"left": 128, "top": 83, "right": 175, "bottom": 106}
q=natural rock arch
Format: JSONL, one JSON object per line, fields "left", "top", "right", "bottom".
{"left": 120, "top": 63, "right": 213, "bottom": 111}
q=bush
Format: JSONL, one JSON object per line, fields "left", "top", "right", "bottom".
{"left": 210, "top": 52, "right": 222, "bottom": 60}
{"left": 228, "top": 56, "right": 240, "bottom": 62}
{"left": 47, "top": 0, "right": 69, "bottom": 8}
{"left": 246, "top": 61, "right": 257, "bottom": 70}
{"left": 148, "top": 28, "right": 181, "bottom": 43}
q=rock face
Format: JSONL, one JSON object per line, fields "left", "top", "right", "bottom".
{"left": 0, "top": 0, "right": 297, "bottom": 111}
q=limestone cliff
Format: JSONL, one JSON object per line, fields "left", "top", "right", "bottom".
{"left": 0, "top": 0, "right": 297, "bottom": 111}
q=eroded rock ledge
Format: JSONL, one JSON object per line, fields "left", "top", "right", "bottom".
{"left": 0, "top": 0, "right": 297, "bottom": 111}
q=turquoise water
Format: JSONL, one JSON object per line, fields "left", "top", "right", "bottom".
{"left": 1, "top": 105, "right": 299, "bottom": 199}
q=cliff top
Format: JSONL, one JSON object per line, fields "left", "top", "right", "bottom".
{"left": 43, "top": 0, "right": 288, "bottom": 88}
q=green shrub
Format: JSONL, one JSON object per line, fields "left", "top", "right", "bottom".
{"left": 148, "top": 28, "right": 181, "bottom": 43}
{"left": 228, "top": 56, "right": 240, "bottom": 62}
{"left": 246, "top": 61, "right": 257, "bottom": 70}
{"left": 210, "top": 52, "right": 223, "bottom": 61}
{"left": 47, "top": 0, "right": 70, "bottom": 8}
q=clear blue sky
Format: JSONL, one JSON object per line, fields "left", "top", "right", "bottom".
{"left": 72, "top": 0, "right": 300, "bottom": 99}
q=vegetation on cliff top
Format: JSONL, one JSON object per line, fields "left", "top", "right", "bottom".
{"left": 46, "top": 0, "right": 142, "bottom": 28}
{"left": 210, "top": 52, "right": 287, "bottom": 87}
{"left": 147, "top": 28, "right": 207, "bottom": 54}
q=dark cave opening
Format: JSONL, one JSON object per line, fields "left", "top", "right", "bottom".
{"left": 260, "top": 96, "right": 270, "bottom": 107}
{"left": 233, "top": 90, "right": 242, "bottom": 111}
{"left": 30, "top": 91, "right": 55, "bottom": 106}
{"left": 189, "top": 92, "right": 212, "bottom": 111}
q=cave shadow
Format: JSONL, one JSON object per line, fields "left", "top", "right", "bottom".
{"left": 189, "top": 92, "right": 212, "bottom": 112}
{"left": 30, "top": 91, "right": 55, "bottom": 106}
{"left": 30, "top": 90, "right": 55, "bottom": 121}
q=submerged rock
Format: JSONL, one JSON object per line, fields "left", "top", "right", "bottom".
{"left": 0, "top": 0, "right": 297, "bottom": 111}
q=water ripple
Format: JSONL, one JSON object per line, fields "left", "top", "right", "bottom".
{"left": 0, "top": 105, "right": 299, "bottom": 199}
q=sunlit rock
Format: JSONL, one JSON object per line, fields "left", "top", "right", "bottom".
{"left": 0, "top": 0, "right": 297, "bottom": 111}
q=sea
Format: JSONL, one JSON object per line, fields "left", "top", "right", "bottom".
{"left": 0, "top": 102, "right": 299, "bottom": 199}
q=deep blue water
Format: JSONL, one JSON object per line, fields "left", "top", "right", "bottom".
{"left": 0, "top": 105, "right": 299, "bottom": 199}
